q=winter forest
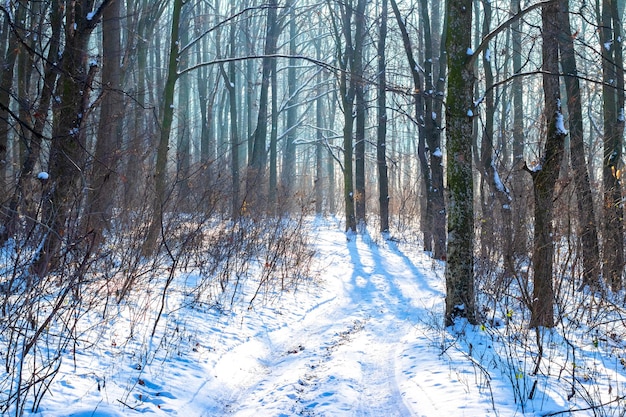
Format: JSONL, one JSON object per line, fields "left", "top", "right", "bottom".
{"left": 1, "top": 0, "right": 626, "bottom": 415}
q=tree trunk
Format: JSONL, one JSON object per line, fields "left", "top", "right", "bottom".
{"left": 268, "top": 49, "right": 278, "bottom": 209}
{"left": 221, "top": 3, "right": 241, "bottom": 219}
{"left": 335, "top": 0, "right": 358, "bottom": 232}
{"left": 83, "top": 0, "right": 123, "bottom": 246}
{"left": 249, "top": 0, "right": 280, "bottom": 209}
{"left": 377, "top": 0, "right": 390, "bottom": 234}
{"left": 478, "top": 0, "right": 514, "bottom": 275}
{"left": 1, "top": 0, "right": 60, "bottom": 243}
{"left": 600, "top": 0, "right": 625, "bottom": 290}
{"left": 0, "top": 1, "right": 25, "bottom": 209}
{"left": 510, "top": 0, "right": 528, "bottom": 259}
{"left": 176, "top": 17, "right": 191, "bottom": 211}
{"left": 35, "top": 1, "right": 112, "bottom": 275}
{"left": 390, "top": 0, "right": 429, "bottom": 249}
{"left": 141, "top": 0, "right": 183, "bottom": 257}
{"left": 556, "top": 0, "right": 600, "bottom": 288}
{"left": 282, "top": 4, "right": 298, "bottom": 204}
{"left": 527, "top": 3, "right": 565, "bottom": 328}
{"left": 445, "top": 0, "right": 476, "bottom": 326}
{"left": 420, "top": 0, "right": 446, "bottom": 260}
{"left": 354, "top": 0, "right": 367, "bottom": 226}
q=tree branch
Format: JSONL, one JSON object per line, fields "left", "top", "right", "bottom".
{"left": 469, "top": 0, "right": 558, "bottom": 68}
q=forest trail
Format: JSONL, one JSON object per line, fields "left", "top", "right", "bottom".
{"left": 195, "top": 226, "right": 447, "bottom": 416}
{"left": 33, "top": 223, "right": 506, "bottom": 417}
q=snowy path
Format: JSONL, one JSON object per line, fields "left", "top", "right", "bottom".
{"left": 191, "top": 228, "right": 446, "bottom": 416}
{"left": 33, "top": 225, "right": 508, "bottom": 417}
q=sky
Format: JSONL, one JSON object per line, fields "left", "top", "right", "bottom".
{"left": 8, "top": 218, "right": 626, "bottom": 416}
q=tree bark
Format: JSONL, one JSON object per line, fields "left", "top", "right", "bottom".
{"left": 445, "top": 0, "right": 477, "bottom": 326}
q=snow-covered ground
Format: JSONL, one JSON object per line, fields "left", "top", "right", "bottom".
{"left": 8, "top": 220, "right": 626, "bottom": 416}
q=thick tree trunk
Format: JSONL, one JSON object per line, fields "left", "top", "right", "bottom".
{"left": 445, "top": 0, "right": 476, "bottom": 326}
{"left": 176, "top": 19, "right": 191, "bottom": 211}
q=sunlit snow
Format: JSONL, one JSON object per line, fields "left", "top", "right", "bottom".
{"left": 3, "top": 221, "right": 625, "bottom": 416}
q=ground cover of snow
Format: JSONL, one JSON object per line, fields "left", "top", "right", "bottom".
{"left": 13, "top": 220, "right": 626, "bottom": 416}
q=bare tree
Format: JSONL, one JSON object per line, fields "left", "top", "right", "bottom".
{"left": 556, "top": 0, "right": 600, "bottom": 289}
{"left": 377, "top": 0, "right": 390, "bottom": 233}
{"left": 34, "top": 1, "right": 113, "bottom": 275}
{"left": 525, "top": 1, "right": 565, "bottom": 328}
{"left": 600, "top": 0, "right": 625, "bottom": 290}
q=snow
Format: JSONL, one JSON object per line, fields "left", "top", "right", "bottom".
{"left": 87, "top": 11, "right": 95, "bottom": 20}
{"left": 466, "top": 47, "right": 474, "bottom": 56}
{"left": 492, "top": 161, "right": 507, "bottom": 193}
{"left": 4, "top": 220, "right": 626, "bottom": 416}
{"left": 432, "top": 147, "right": 443, "bottom": 158}
{"left": 556, "top": 111, "right": 568, "bottom": 135}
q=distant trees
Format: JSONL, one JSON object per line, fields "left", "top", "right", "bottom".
{"left": 0, "top": 0, "right": 624, "bottom": 330}
{"left": 600, "top": 0, "right": 625, "bottom": 291}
